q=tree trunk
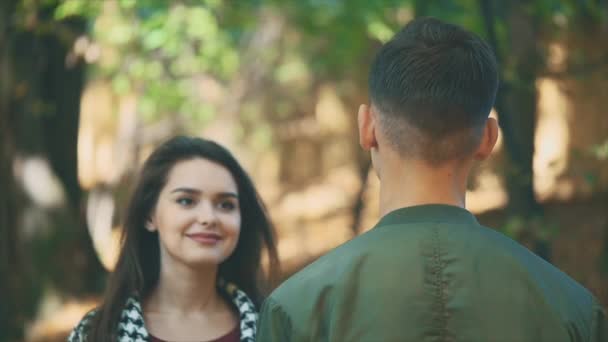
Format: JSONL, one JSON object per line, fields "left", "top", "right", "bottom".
{"left": 14, "top": 12, "right": 105, "bottom": 296}
{"left": 1, "top": 1, "right": 29, "bottom": 340}
{"left": 479, "top": 0, "right": 548, "bottom": 260}
{"left": 1, "top": 4, "right": 104, "bottom": 340}
{"left": 501, "top": 0, "right": 543, "bottom": 219}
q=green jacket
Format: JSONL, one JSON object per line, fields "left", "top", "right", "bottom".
{"left": 258, "top": 205, "right": 607, "bottom": 342}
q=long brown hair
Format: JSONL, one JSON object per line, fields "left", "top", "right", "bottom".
{"left": 87, "top": 136, "right": 279, "bottom": 341}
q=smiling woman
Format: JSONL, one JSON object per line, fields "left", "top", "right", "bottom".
{"left": 68, "top": 136, "right": 279, "bottom": 342}
{"left": 147, "top": 158, "right": 242, "bottom": 268}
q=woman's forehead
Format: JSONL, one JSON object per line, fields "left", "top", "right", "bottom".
{"left": 164, "top": 158, "right": 237, "bottom": 193}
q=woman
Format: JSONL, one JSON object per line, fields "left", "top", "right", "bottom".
{"left": 69, "top": 136, "right": 279, "bottom": 342}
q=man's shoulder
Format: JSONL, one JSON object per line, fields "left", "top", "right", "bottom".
{"left": 461, "top": 223, "right": 597, "bottom": 309}
{"left": 269, "top": 218, "right": 487, "bottom": 304}
{"left": 269, "top": 231, "right": 381, "bottom": 306}
{"left": 270, "top": 216, "right": 595, "bottom": 308}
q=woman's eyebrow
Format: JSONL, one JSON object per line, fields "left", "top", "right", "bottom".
{"left": 170, "top": 187, "right": 201, "bottom": 194}
{"left": 169, "top": 188, "right": 238, "bottom": 198}
{"left": 217, "top": 192, "right": 239, "bottom": 199}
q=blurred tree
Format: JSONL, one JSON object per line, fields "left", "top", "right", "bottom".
{"left": 414, "top": 0, "right": 607, "bottom": 260}
{"left": 1, "top": 1, "right": 104, "bottom": 340}
{"left": 267, "top": 0, "right": 408, "bottom": 234}
{"left": 1, "top": 2, "right": 23, "bottom": 341}
{"left": 478, "top": 0, "right": 547, "bottom": 257}
{"left": 2, "top": 1, "right": 607, "bottom": 339}
{"left": 407, "top": 0, "right": 547, "bottom": 254}
{"left": 58, "top": 0, "right": 259, "bottom": 131}
{"left": 485, "top": 0, "right": 606, "bottom": 259}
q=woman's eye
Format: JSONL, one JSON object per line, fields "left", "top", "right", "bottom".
{"left": 218, "top": 201, "right": 236, "bottom": 211}
{"left": 176, "top": 198, "right": 195, "bottom": 206}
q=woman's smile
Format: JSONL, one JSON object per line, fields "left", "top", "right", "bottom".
{"left": 186, "top": 232, "right": 223, "bottom": 245}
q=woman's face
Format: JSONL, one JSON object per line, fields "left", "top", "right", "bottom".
{"left": 147, "top": 158, "right": 241, "bottom": 267}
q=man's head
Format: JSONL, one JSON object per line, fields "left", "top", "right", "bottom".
{"left": 360, "top": 17, "right": 499, "bottom": 167}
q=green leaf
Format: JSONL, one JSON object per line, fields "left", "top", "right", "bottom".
{"left": 191, "top": 102, "right": 216, "bottom": 124}
{"left": 252, "top": 123, "right": 273, "bottom": 149}
{"left": 107, "top": 24, "right": 134, "bottom": 45}
{"left": 112, "top": 74, "right": 131, "bottom": 94}
{"left": 366, "top": 16, "right": 395, "bottom": 42}
{"left": 119, "top": 0, "right": 137, "bottom": 10}
{"left": 139, "top": 96, "right": 158, "bottom": 122}
{"left": 142, "top": 29, "right": 167, "bottom": 51}
{"left": 54, "top": 0, "right": 93, "bottom": 19}
{"left": 219, "top": 50, "right": 239, "bottom": 77}
{"left": 186, "top": 7, "right": 219, "bottom": 39}
{"left": 275, "top": 57, "right": 310, "bottom": 84}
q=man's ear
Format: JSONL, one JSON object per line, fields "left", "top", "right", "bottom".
{"left": 358, "top": 104, "right": 378, "bottom": 151}
{"left": 474, "top": 117, "right": 499, "bottom": 161}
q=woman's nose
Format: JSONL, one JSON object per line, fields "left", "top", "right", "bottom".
{"left": 197, "top": 201, "right": 217, "bottom": 226}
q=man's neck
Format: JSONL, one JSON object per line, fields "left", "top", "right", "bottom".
{"left": 377, "top": 158, "right": 470, "bottom": 217}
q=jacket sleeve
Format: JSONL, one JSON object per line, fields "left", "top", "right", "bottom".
{"left": 589, "top": 301, "right": 607, "bottom": 342}
{"left": 257, "top": 296, "right": 293, "bottom": 342}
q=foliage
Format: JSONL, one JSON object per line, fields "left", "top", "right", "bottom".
{"left": 591, "top": 139, "right": 608, "bottom": 161}
{"left": 4, "top": 1, "right": 608, "bottom": 340}
{"left": 13, "top": 0, "right": 602, "bottom": 130}
{"left": 41, "top": 1, "right": 414, "bottom": 127}
{"left": 269, "top": 0, "right": 408, "bottom": 77}
{"left": 53, "top": 0, "right": 252, "bottom": 125}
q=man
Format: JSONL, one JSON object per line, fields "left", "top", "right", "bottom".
{"left": 257, "top": 17, "right": 607, "bottom": 341}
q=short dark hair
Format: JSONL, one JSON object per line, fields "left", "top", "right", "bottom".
{"left": 88, "top": 136, "right": 279, "bottom": 341}
{"left": 369, "top": 17, "right": 499, "bottom": 164}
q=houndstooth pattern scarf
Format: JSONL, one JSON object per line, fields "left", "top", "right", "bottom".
{"left": 67, "top": 281, "right": 258, "bottom": 342}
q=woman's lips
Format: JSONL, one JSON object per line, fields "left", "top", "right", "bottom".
{"left": 186, "top": 232, "right": 222, "bottom": 245}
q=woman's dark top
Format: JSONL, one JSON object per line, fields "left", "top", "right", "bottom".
{"left": 149, "top": 324, "right": 240, "bottom": 342}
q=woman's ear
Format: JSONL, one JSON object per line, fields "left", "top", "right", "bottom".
{"left": 145, "top": 218, "right": 157, "bottom": 232}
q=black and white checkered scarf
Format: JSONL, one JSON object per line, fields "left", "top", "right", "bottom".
{"left": 68, "top": 281, "right": 258, "bottom": 342}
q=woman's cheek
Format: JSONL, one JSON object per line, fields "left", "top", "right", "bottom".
{"left": 226, "top": 214, "right": 241, "bottom": 234}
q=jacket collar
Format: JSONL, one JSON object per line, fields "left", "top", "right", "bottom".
{"left": 375, "top": 204, "right": 479, "bottom": 228}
